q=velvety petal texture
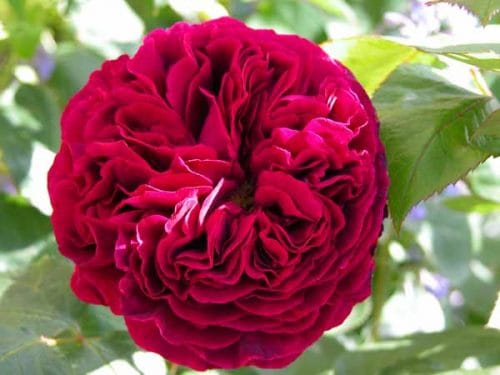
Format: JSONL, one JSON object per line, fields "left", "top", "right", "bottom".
{"left": 48, "top": 17, "right": 388, "bottom": 370}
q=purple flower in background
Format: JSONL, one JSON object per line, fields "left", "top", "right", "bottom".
{"left": 420, "top": 269, "right": 450, "bottom": 299}
{"left": 408, "top": 203, "right": 427, "bottom": 221}
{"left": 32, "top": 47, "right": 55, "bottom": 82}
{"left": 384, "top": 0, "right": 478, "bottom": 38}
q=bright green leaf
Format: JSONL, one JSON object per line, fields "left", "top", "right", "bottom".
{"left": 426, "top": 0, "right": 500, "bottom": 26}
{"left": 443, "top": 195, "right": 500, "bottom": 213}
{"left": 374, "top": 64, "right": 495, "bottom": 230}
{"left": 8, "top": 21, "right": 43, "bottom": 58}
{"left": 0, "top": 193, "right": 51, "bottom": 251}
{"left": 0, "top": 255, "right": 138, "bottom": 374}
{"left": 323, "top": 37, "right": 435, "bottom": 96}
{"left": 15, "top": 84, "right": 61, "bottom": 152}
{"left": 334, "top": 328, "right": 500, "bottom": 374}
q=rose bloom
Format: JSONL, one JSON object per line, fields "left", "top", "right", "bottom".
{"left": 48, "top": 17, "right": 388, "bottom": 370}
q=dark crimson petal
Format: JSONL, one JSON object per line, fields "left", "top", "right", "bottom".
{"left": 48, "top": 16, "right": 389, "bottom": 371}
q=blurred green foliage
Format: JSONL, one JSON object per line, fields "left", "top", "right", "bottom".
{"left": 0, "top": 0, "right": 499, "bottom": 374}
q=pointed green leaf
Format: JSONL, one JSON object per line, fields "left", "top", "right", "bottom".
{"left": 0, "top": 255, "right": 138, "bottom": 374}
{"left": 374, "top": 64, "right": 496, "bottom": 229}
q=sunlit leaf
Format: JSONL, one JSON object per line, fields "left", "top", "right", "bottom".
{"left": 324, "top": 37, "right": 439, "bottom": 96}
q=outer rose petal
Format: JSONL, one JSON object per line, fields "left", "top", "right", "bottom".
{"left": 48, "top": 17, "right": 389, "bottom": 370}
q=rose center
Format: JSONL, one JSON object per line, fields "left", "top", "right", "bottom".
{"left": 231, "top": 181, "right": 254, "bottom": 211}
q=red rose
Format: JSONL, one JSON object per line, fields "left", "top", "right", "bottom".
{"left": 48, "top": 17, "right": 388, "bottom": 370}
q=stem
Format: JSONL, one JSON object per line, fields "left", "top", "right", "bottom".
{"left": 370, "top": 239, "right": 391, "bottom": 341}
{"left": 470, "top": 68, "right": 492, "bottom": 97}
{"left": 169, "top": 363, "right": 178, "bottom": 375}
{"left": 487, "top": 292, "right": 500, "bottom": 329}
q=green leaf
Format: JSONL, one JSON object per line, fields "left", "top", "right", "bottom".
{"left": 7, "top": 21, "right": 43, "bottom": 59}
{"left": 323, "top": 37, "right": 437, "bottom": 96}
{"left": 333, "top": 328, "right": 500, "bottom": 374}
{"left": 471, "top": 109, "right": 500, "bottom": 155}
{"left": 0, "top": 194, "right": 51, "bottom": 251}
{"left": 15, "top": 84, "right": 61, "bottom": 152}
{"left": 443, "top": 195, "right": 500, "bottom": 213}
{"left": 417, "top": 43, "right": 500, "bottom": 72}
{"left": 0, "top": 39, "right": 16, "bottom": 91}
{"left": 467, "top": 157, "right": 500, "bottom": 200}
{"left": 248, "top": 0, "right": 333, "bottom": 42}
{"left": 0, "top": 112, "right": 33, "bottom": 187}
{"left": 419, "top": 199, "right": 473, "bottom": 284}
{"left": 124, "top": 0, "right": 154, "bottom": 26}
{"left": 374, "top": 64, "right": 495, "bottom": 230}
{"left": 48, "top": 45, "right": 104, "bottom": 106}
{"left": 0, "top": 255, "right": 138, "bottom": 374}
{"left": 426, "top": 0, "right": 500, "bottom": 26}
{"left": 145, "top": 4, "right": 183, "bottom": 31}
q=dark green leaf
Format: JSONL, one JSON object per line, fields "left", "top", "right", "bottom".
{"left": 374, "top": 64, "right": 495, "bottom": 229}
{"left": 147, "top": 4, "right": 183, "bottom": 31}
{"left": 443, "top": 195, "right": 500, "bottom": 213}
{"left": 0, "top": 193, "right": 51, "bottom": 251}
{"left": 426, "top": 0, "right": 500, "bottom": 26}
{"left": 124, "top": 0, "right": 154, "bottom": 26}
{"left": 334, "top": 328, "right": 500, "bottom": 374}
{"left": 15, "top": 84, "right": 61, "bottom": 152}
{"left": 0, "top": 255, "right": 138, "bottom": 374}
{"left": 0, "top": 112, "right": 33, "bottom": 187}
